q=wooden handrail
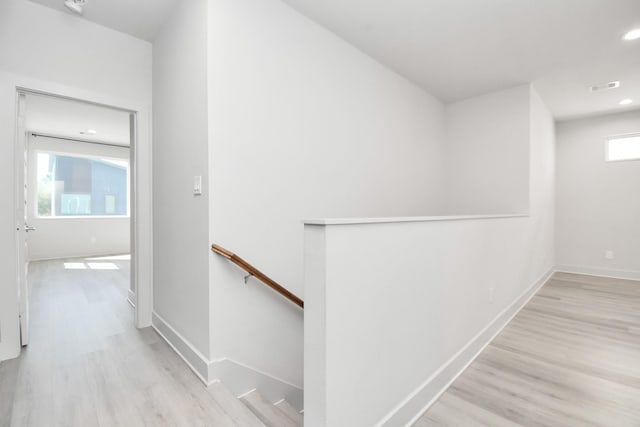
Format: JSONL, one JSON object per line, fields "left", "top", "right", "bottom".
{"left": 211, "top": 244, "right": 304, "bottom": 309}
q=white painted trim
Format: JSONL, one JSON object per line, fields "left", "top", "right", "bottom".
{"left": 377, "top": 267, "right": 555, "bottom": 427}
{"left": 304, "top": 213, "right": 527, "bottom": 226}
{"left": 237, "top": 388, "right": 258, "bottom": 399}
{"left": 28, "top": 252, "right": 130, "bottom": 263}
{"left": 151, "top": 311, "right": 304, "bottom": 410}
{"left": 127, "top": 289, "right": 136, "bottom": 308}
{"left": 209, "top": 357, "right": 304, "bottom": 412}
{"left": 151, "top": 312, "right": 211, "bottom": 385}
{"left": 1, "top": 70, "right": 153, "bottom": 362}
{"left": 555, "top": 265, "right": 640, "bottom": 281}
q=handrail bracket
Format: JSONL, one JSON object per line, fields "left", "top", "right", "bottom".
{"left": 211, "top": 243, "right": 304, "bottom": 309}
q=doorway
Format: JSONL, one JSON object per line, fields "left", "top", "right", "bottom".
{"left": 15, "top": 90, "right": 141, "bottom": 348}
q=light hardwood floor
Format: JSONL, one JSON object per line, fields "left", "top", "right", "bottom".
{"left": 414, "top": 272, "right": 640, "bottom": 427}
{"left": 0, "top": 256, "right": 264, "bottom": 427}
{"left": 3, "top": 262, "right": 638, "bottom": 426}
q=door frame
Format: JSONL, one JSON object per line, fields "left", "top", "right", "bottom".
{"left": 15, "top": 92, "right": 28, "bottom": 346}
{"left": 7, "top": 76, "right": 152, "bottom": 359}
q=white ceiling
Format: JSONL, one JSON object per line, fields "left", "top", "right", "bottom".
{"left": 535, "top": 61, "right": 640, "bottom": 121}
{"left": 28, "top": 0, "right": 179, "bottom": 41}
{"left": 25, "top": 94, "right": 131, "bottom": 146}
{"left": 282, "top": 0, "right": 640, "bottom": 120}
{"left": 25, "top": 0, "right": 640, "bottom": 120}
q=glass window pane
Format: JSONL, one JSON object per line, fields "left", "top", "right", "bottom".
{"left": 60, "top": 194, "right": 91, "bottom": 214}
{"left": 607, "top": 136, "right": 640, "bottom": 161}
{"left": 105, "top": 195, "right": 116, "bottom": 214}
{"left": 37, "top": 152, "right": 129, "bottom": 217}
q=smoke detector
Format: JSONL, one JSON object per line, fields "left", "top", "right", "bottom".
{"left": 589, "top": 81, "right": 620, "bottom": 93}
{"left": 64, "top": 0, "right": 87, "bottom": 15}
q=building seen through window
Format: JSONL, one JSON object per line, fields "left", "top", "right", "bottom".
{"left": 37, "top": 152, "right": 129, "bottom": 217}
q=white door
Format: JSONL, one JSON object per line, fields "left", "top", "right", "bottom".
{"left": 16, "top": 92, "right": 31, "bottom": 347}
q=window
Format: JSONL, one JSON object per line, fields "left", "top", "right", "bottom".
{"left": 36, "top": 152, "right": 129, "bottom": 217}
{"left": 606, "top": 134, "right": 640, "bottom": 162}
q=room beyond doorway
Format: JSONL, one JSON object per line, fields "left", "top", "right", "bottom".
{"left": 15, "top": 91, "right": 140, "bottom": 352}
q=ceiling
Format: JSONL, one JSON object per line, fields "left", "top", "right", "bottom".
{"left": 25, "top": 94, "right": 131, "bottom": 146}
{"left": 25, "top": 0, "right": 640, "bottom": 120}
{"left": 281, "top": 0, "right": 640, "bottom": 120}
{"left": 535, "top": 61, "right": 640, "bottom": 121}
{"left": 28, "top": 0, "right": 179, "bottom": 41}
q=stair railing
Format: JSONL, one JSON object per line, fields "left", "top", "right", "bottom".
{"left": 211, "top": 244, "right": 304, "bottom": 309}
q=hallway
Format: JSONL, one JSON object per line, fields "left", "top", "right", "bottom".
{"left": 2, "top": 263, "right": 640, "bottom": 426}
{"left": 0, "top": 257, "right": 263, "bottom": 427}
{"left": 415, "top": 273, "right": 640, "bottom": 426}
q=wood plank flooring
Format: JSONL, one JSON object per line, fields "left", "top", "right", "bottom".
{"left": 414, "top": 272, "right": 640, "bottom": 427}
{"left": 0, "top": 256, "right": 264, "bottom": 427}
{"left": 4, "top": 261, "right": 637, "bottom": 426}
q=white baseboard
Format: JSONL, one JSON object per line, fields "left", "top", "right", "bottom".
{"left": 151, "top": 312, "right": 303, "bottom": 411}
{"left": 29, "top": 251, "right": 131, "bottom": 262}
{"left": 127, "top": 289, "right": 136, "bottom": 307}
{"left": 151, "top": 312, "right": 212, "bottom": 384}
{"left": 379, "top": 268, "right": 555, "bottom": 427}
{"left": 555, "top": 265, "right": 640, "bottom": 281}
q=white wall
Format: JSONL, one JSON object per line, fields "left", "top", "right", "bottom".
{"left": 0, "top": 0, "right": 151, "bottom": 360}
{"left": 26, "top": 135, "right": 130, "bottom": 261}
{"left": 529, "top": 87, "right": 556, "bottom": 276}
{"left": 0, "top": 0, "right": 151, "bottom": 103}
{"left": 152, "top": 0, "right": 212, "bottom": 358}
{"left": 304, "top": 85, "right": 555, "bottom": 426}
{"left": 445, "top": 85, "right": 531, "bottom": 214}
{"left": 556, "top": 110, "right": 640, "bottom": 279}
{"left": 28, "top": 218, "right": 129, "bottom": 261}
{"left": 208, "top": 0, "right": 447, "bottom": 390}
